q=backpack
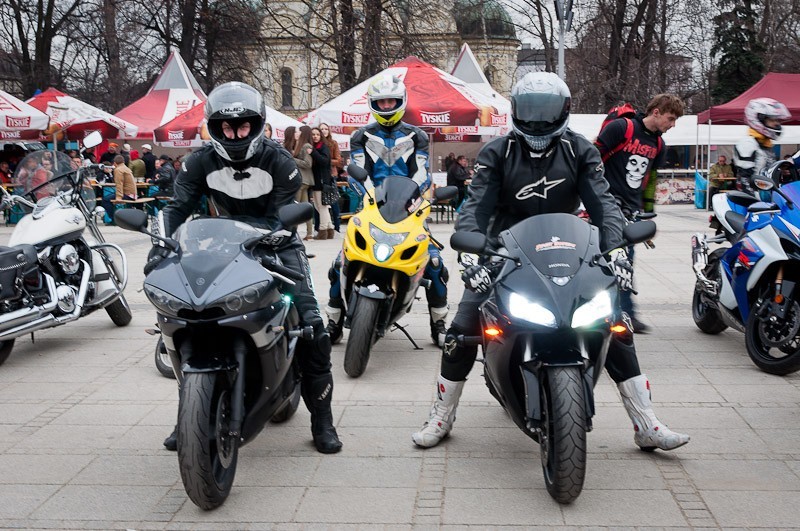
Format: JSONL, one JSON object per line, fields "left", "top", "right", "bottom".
{"left": 597, "top": 102, "right": 664, "bottom": 163}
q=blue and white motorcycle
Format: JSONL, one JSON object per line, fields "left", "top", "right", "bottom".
{"left": 691, "top": 161, "right": 800, "bottom": 375}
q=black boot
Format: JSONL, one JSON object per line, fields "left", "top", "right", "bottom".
{"left": 302, "top": 374, "right": 343, "bottom": 454}
{"left": 163, "top": 425, "right": 177, "bottom": 451}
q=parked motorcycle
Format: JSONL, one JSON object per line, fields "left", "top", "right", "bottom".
{"left": 336, "top": 165, "right": 456, "bottom": 377}
{"left": 115, "top": 203, "right": 313, "bottom": 510}
{"left": 692, "top": 161, "right": 800, "bottom": 375}
{"left": 0, "top": 144, "right": 131, "bottom": 365}
{"left": 450, "top": 213, "right": 656, "bottom": 503}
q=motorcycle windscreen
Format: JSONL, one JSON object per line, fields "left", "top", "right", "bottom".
{"left": 504, "top": 213, "right": 593, "bottom": 278}
{"left": 11, "top": 150, "right": 96, "bottom": 209}
{"left": 174, "top": 218, "right": 263, "bottom": 298}
{"left": 374, "top": 176, "right": 421, "bottom": 224}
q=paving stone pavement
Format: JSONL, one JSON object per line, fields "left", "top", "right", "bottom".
{"left": 1, "top": 204, "right": 799, "bottom": 530}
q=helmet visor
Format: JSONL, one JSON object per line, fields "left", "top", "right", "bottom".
{"left": 512, "top": 92, "right": 570, "bottom": 124}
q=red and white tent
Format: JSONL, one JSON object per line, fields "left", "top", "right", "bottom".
{"left": 304, "top": 56, "right": 511, "bottom": 137}
{"left": 154, "top": 102, "right": 350, "bottom": 151}
{"left": 116, "top": 51, "right": 206, "bottom": 139}
{"left": 26, "top": 88, "right": 139, "bottom": 140}
{"left": 0, "top": 90, "right": 50, "bottom": 140}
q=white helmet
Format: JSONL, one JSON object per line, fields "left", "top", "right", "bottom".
{"left": 367, "top": 74, "right": 407, "bottom": 128}
{"left": 511, "top": 72, "right": 571, "bottom": 152}
{"left": 744, "top": 98, "right": 791, "bottom": 140}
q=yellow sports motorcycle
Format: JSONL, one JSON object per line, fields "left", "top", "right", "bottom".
{"left": 338, "top": 165, "right": 456, "bottom": 377}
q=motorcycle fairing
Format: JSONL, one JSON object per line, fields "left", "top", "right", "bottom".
{"left": 506, "top": 213, "right": 593, "bottom": 279}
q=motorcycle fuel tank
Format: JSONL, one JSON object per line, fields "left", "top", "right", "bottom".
{"left": 8, "top": 206, "right": 86, "bottom": 247}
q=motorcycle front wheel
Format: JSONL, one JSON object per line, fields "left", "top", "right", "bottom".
{"left": 745, "top": 299, "right": 800, "bottom": 375}
{"left": 154, "top": 337, "right": 176, "bottom": 379}
{"left": 343, "top": 296, "right": 380, "bottom": 378}
{"left": 105, "top": 295, "right": 132, "bottom": 326}
{"left": 0, "top": 339, "right": 15, "bottom": 366}
{"left": 540, "top": 366, "right": 587, "bottom": 504}
{"left": 178, "top": 372, "right": 239, "bottom": 510}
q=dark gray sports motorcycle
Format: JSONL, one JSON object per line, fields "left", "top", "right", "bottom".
{"left": 450, "top": 213, "right": 656, "bottom": 504}
{"left": 115, "top": 204, "right": 314, "bottom": 510}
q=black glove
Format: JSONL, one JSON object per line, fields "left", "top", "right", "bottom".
{"left": 462, "top": 264, "right": 492, "bottom": 293}
{"left": 609, "top": 248, "right": 633, "bottom": 291}
{"left": 144, "top": 246, "right": 170, "bottom": 275}
{"left": 260, "top": 229, "right": 293, "bottom": 249}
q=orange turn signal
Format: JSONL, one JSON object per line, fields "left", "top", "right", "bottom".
{"left": 775, "top": 294, "right": 784, "bottom": 304}
{"left": 610, "top": 324, "right": 628, "bottom": 334}
{"left": 484, "top": 327, "right": 501, "bottom": 337}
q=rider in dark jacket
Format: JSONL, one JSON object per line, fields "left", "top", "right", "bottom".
{"left": 153, "top": 82, "right": 342, "bottom": 454}
{"left": 411, "top": 72, "right": 689, "bottom": 453}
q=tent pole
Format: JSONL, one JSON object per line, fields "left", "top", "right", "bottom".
{"left": 706, "top": 119, "right": 712, "bottom": 211}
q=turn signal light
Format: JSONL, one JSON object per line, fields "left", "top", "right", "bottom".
{"left": 610, "top": 323, "right": 628, "bottom": 334}
{"left": 484, "top": 327, "right": 501, "bottom": 337}
{"left": 775, "top": 294, "right": 784, "bottom": 303}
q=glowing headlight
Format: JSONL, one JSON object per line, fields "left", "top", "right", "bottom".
{"left": 144, "top": 285, "right": 192, "bottom": 315}
{"left": 212, "top": 281, "right": 271, "bottom": 314}
{"left": 369, "top": 223, "right": 408, "bottom": 245}
{"left": 508, "top": 292, "right": 557, "bottom": 328}
{"left": 374, "top": 243, "right": 393, "bottom": 262}
{"left": 571, "top": 290, "right": 613, "bottom": 328}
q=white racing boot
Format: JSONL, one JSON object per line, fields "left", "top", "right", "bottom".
{"left": 618, "top": 374, "right": 690, "bottom": 451}
{"left": 412, "top": 375, "right": 465, "bottom": 448}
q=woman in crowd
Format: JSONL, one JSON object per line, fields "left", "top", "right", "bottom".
{"left": 285, "top": 126, "right": 316, "bottom": 240}
{"left": 319, "top": 123, "right": 342, "bottom": 232}
{"left": 310, "top": 126, "right": 334, "bottom": 239}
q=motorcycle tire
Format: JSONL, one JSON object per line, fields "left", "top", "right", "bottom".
{"left": 270, "top": 381, "right": 301, "bottom": 423}
{"left": 0, "top": 339, "right": 15, "bottom": 366}
{"left": 540, "top": 366, "right": 587, "bottom": 504}
{"left": 343, "top": 297, "right": 380, "bottom": 378}
{"left": 154, "top": 337, "right": 176, "bottom": 379}
{"left": 745, "top": 301, "right": 800, "bottom": 375}
{"left": 105, "top": 295, "right": 132, "bottom": 327}
{"left": 178, "top": 372, "right": 238, "bottom": 510}
{"left": 692, "top": 287, "right": 727, "bottom": 334}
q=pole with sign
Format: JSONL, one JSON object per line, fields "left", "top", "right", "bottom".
{"left": 553, "top": 0, "right": 573, "bottom": 80}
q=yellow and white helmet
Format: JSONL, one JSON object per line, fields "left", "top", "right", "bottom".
{"left": 367, "top": 74, "right": 407, "bottom": 127}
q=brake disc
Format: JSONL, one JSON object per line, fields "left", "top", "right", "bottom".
{"left": 758, "top": 300, "right": 800, "bottom": 348}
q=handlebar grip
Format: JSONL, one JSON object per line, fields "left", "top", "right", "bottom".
{"left": 263, "top": 258, "right": 304, "bottom": 282}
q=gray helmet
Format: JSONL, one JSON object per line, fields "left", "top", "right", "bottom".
{"left": 205, "top": 82, "right": 266, "bottom": 163}
{"left": 511, "top": 72, "right": 571, "bottom": 152}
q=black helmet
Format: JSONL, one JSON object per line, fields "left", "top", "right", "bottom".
{"left": 511, "top": 72, "right": 571, "bottom": 152}
{"left": 205, "top": 82, "right": 266, "bottom": 163}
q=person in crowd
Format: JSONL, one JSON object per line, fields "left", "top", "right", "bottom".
{"left": 309, "top": 126, "right": 334, "bottom": 240}
{"left": 172, "top": 156, "right": 183, "bottom": 173}
{"left": 70, "top": 156, "right": 83, "bottom": 171}
{"left": 734, "top": 98, "right": 792, "bottom": 194}
{"left": 99, "top": 143, "right": 119, "bottom": 165}
{"left": 444, "top": 152, "right": 456, "bottom": 171}
{"left": 325, "top": 73, "right": 449, "bottom": 347}
{"left": 708, "top": 154, "right": 734, "bottom": 200}
{"left": 264, "top": 122, "right": 273, "bottom": 139}
{"left": 446, "top": 154, "right": 470, "bottom": 208}
{"left": 595, "top": 93, "right": 685, "bottom": 333}
{"left": 113, "top": 155, "right": 136, "bottom": 201}
{"left": 319, "top": 122, "right": 342, "bottom": 232}
{"left": 141, "top": 144, "right": 156, "bottom": 181}
{"left": 0, "top": 161, "right": 11, "bottom": 184}
{"left": 120, "top": 143, "right": 132, "bottom": 165}
{"left": 146, "top": 81, "right": 342, "bottom": 455}
{"left": 149, "top": 155, "right": 176, "bottom": 197}
{"left": 411, "top": 71, "right": 689, "bottom": 453}
{"left": 286, "top": 125, "right": 315, "bottom": 240}
{"left": 129, "top": 149, "right": 146, "bottom": 181}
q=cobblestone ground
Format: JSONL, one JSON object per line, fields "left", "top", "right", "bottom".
{"left": 0, "top": 204, "right": 798, "bottom": 529}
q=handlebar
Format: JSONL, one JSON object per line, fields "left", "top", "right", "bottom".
{"left": 261, "top": 256, "right": 304, "bottom": 282}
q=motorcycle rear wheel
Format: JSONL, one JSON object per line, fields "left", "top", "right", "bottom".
{"left": 105, "top": 295, "right": 132, "bottom": 326}
{"left": 692, "top": 253, "right": 727, "bottom": 334}
{"left": 540, "top": 366, "right": 587, "bottom": 504}
{"left": 178, "top": 372, "right": 239, "bottom": 510}
{"left": 343, "top": 297, "right": 380, "bottom": 378}
{"left": 154, "top": 337, "right": 176, "bottom": 379}
{"left": 0, "top": 340, "right": 15, "bottom": 366}
{"left": 745, "top": 300, "right": 800, "bottom": 375}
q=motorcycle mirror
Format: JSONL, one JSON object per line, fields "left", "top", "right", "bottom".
{"left": 347, "top": 163, "right": 369, "bottom": 183}
{"left": 278, "top": 202, "right": 314, "bottom": 227}
{"left": 83, "top": 131, "right": 103, "bottom": 149}
{"left": 433, "top": 185, "right": 458, "bottom": 202}
{"left": 751, "top": 175, "right": 775, "bottom": 192}
{"left": 623, "top": 220, "right": 657, "bottom": 245}
{"left": 450, "top": 231, "right": 487, "bottom": 254}
{"left": 114, "top": 209, "right": 148, "bottom": 231}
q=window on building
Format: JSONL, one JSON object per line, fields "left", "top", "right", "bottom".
{"left": 281, "top": 69, "right": 293, "bottom": 109}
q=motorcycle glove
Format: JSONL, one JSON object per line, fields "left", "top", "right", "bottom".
{"left": 462, "top": 264, "right": 492, "bottom": 293}
{"left": 144, "top": 246, "right": 171, "bottom": 276}
{"left": 458, "top": 252, "right": 480, "bottom": 270}
{"left": 261, "top": 229, "right": 293, "bottom": 250}
{"left": 609, "top": 248, "right": 634, "bottom": 291}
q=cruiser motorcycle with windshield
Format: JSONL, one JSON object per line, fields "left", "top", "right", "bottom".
{"left": 0, "top": 146, "right": 130, "bottom": 365}
{"left": 450, "top": 213, "right": 656, "bottom": 504}
{"left": 692, "top": 161, "right": 800, "bottom": 375}
{"left": 115, "top": 202, "right": 313, "bottom": 510}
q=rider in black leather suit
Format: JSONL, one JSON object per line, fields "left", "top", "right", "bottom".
{"left": 152, "top": 82, "right": 342, "bottom": 454}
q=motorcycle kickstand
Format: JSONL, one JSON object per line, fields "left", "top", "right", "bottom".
{"left": 391, "top": 323, "right": 423, "bottom": 350}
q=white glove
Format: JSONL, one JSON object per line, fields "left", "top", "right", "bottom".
{"left": 462, "top": 265, "right": 492, "bottom": 293}
{"left": 609, "top": 248, "right": 633, "bottom": 291}
{"left": 458, "top": 252, "right": 480, "bottom": 269}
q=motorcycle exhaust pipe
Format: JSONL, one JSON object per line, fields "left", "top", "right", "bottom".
{"left": 0, "top": 261, "right": 90, "bottom": 341}
{"left": 0, "top": 274, "right": 58, "bottom": 333}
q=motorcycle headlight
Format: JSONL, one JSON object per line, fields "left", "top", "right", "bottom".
{"left": 369, "top": 223, "right": 408, "bottom": 245}
{"left": 144, "top": 285, "right": 192, "bottom": 315}
{"left": 571, "top": 290, "right": 613, "bottom": 328}
{"left": 508, "top": 292, "right": 557, "bottom": 328}
{"left": 373, "top": 243, "right": 393, "bottom": 262}
{"left": 210, "top": 280, "right": 271, "bottom": 314}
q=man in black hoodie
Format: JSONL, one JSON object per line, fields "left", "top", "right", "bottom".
{"left": 141, "top": 143, "right": 156, "bottom": 181}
